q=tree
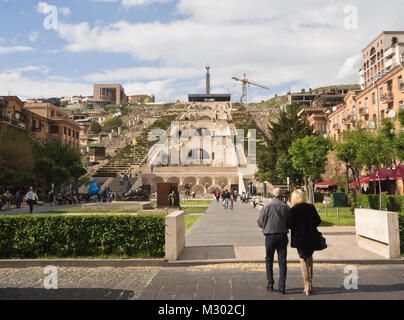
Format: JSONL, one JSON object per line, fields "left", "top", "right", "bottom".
{"left": 0, "top": 128, "right": 35, "bottom": 191}
{"left": 289, "top": 135, "right": 332, "bottom": 204}
{"left": 257, "top": 103, "right": 315, "bottom": 185}
{"left": 90, "top": 120, "right": 102, "bottom": 134}
{"left": 335, "top": 129, "right": 366, "bottom": 213}
{"left": 102, "top": 116, "right": 123, "bottom": 133}
{"left": 275, "top": 153, "right": 303, "bottom": 191}
{"left": 357, "top": 131, "right": 394, "bottom": 210}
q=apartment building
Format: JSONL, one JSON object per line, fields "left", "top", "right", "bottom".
{"left": 93, "top": 84, "right": 128, "bottom": 107}
{"left": 297, "top": 107, "right": 328, "bottom": 134}
{"left": 0, "top": 96, "right": 27, "bottom": 135}
{"left": 24, "top": 102, "right": 80, "bottom": 150}
{"left": 360, "top": 31, "right": 404, "bottom": 89}
{"left": 328, "top": 65, "right": 404, "bottom": 140}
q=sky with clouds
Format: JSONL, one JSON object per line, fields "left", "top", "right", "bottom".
{"left": 1, "top": 0, "right": 404, "bottom": 102}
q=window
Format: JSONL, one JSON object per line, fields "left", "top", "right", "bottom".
{"left": 398, "top": 76, "right": 402, "bottom": 89}
{"left": 399, "top": 101, "right": 403, "bottom": 110}
{"left": 68, "top": 129, "right": 71, "bottom": 137}
{"left": 372, "top": 93, "right": 376, "bottom": 104}
{"left": 365, "top": 98, "right": 368, "bottom": 108}
{"left": 64, "top": 127, "right": 67, "bottom": 135}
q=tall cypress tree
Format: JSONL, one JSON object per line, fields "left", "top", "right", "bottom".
{"left": 256, "top": 103, "right": 315, "bottom": 186}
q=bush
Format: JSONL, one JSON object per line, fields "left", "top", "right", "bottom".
{"left": 356, "top": 194, "right": 404, "bottom": 213}
{"left": 0, "top": 215, "right": 165, "bottom": 259}
{"left": 314, "top": 192, "right": 324, "bottom": 203}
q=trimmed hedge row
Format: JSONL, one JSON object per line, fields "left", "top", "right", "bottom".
{"left": 355, "top": 194, "right": 404, "bottom": 213}
{"left": 0, "top": 215, "right": 165, "bottom": 259}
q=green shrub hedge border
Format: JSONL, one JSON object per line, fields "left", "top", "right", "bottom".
{"left": 0, "top": 215, "right": 165, "bottom": 259}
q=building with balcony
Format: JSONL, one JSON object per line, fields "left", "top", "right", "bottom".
{"left": 24, "top": 102, "right": 80, "bottom": 150}
{"left": 327, "top": 64, "right": 404, "bottom": 141}
{"left": 0, "top": 96, "right": 27, "bottom": 135}
{"left": 93, "top": 84, "right": 128, "bottom": 107}
{"left": 359, "top": 31, "right": 404, "bottom": 89}
{"left": 297, "top": 107, "right": 328, "bottom": 134}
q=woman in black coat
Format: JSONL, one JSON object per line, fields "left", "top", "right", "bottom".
{"left": 288, "top": 190, "right": 322, "bottom": 296}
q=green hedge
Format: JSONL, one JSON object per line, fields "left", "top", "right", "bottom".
{"left": 0, "top": 215, "right": 165, "bottom": 259}
{"left": 356, "top": 194, "right": 404, "bottom": 213}
{"left": 314, "top": 192, "right": 324, "bottom": 203}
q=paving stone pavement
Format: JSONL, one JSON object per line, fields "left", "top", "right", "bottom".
{"left": 139, "top": 264, "right": 404, "bottom": 300}
{"left": 0, "top": 264, "right": 403, "bottom": 300}
{"left": 0, "top": 267, "right": 160, "bottom": 300}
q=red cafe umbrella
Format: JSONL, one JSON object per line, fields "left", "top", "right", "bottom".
{"left": 368, "top": 168, "right": 391, "bottom": 182}
{"left": 315, "top": 180, "right": 338, "bottom": 189}
{"left": 389, "top": 165, "right": 404, "bottom": 180}
{"left": 349, "top": 176, "right": 371, "bottom": 189}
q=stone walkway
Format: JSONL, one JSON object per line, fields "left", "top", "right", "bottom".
{"left": 181, "top": 201, "right": 386, "bottom": 261}
{"left": 1, "top": 264, "right": 403, "bottom": 300}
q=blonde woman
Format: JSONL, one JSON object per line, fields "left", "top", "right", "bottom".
{"left": 288, "top": 190, "right": 322, "bottom": 296}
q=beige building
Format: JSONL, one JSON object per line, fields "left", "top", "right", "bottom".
{"left": 93, "top": 84, "right": 128, "bottom": 106}
{"left": 24, "top": 102, "right": 80, "bottom": 150}
{"left": 0, "top": 96, "right": 27, "bottom": 135}
{"left": 328, "top": 65, "right": 404, "bottom": 140}
{"left": 360, "top": 31, "right": 404, "bottom": 89}
{"left": 128, "top": 95, "right": 152, "bottom": 105}
{"left": 297, "top": 107, "right": 328, "bottom": 135}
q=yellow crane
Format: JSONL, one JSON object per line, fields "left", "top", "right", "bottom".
{"left": 232, "top": 74, "right": 269, "bottom": 105}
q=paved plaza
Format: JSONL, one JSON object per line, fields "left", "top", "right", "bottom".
{"left": 0, "top": 264, "right": 403, "bottom": 300}
{"left": 0, "top": 200, "right": 402, "bottom": 300}
{"left": 182, "top": 201, "right": 386, "bottom": 262}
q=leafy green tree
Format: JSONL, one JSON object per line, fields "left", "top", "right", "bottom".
{"left": 275, "top": 153, "right": 303, "bottom": 190}
{"left": 257, "top": 103, "right": 315, "bottom": 185}
{"left": 398, "top": 109, "right": 404, "bottom": 127}
{"left": 90, "top": 120, "right": 102, "bottom": 134}
{"left": 289, "top": 135, "right": 332, "bottom": 204}
{"left": 102, "top": 116, "right": 123, "bottom": 133}
{"left": 394, "top": 132, "right": 404, "bottom": 163}
{"left": 357, "top": 131, "right": 395, "bottom": 210}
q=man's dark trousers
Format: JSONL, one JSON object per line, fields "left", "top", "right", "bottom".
{"left": 265, "top": 233, "right": 288, "bottom": 290}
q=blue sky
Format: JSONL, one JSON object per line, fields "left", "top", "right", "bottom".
{"left": 1, "top": 0, "right": 404, "bottom": 102}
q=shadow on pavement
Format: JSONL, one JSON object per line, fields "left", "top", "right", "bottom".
{"left": 0, "top": 288, "right": 135, "bottom": 300}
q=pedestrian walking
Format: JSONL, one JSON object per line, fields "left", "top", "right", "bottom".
{"left": 150, "top": 164, "right": 154, "bottom": 172}
{"left": 4, "top": 191, "right": 12, "bottom": 210}
{"left": 215, "top": 191, "right": 220, "bottom": 203}
{"left": 230, "top": 192, "right": 234, "bottom": 210}
{"left": 15, "top": 190, "right": 21, "bottom": 208}
{"left": 49, "top": 190, "right": 54, "bottom": 207}
{"left": 257, "top": 188, "right": 290, "bottom": 294}
{"left": 223, "top": 190, "right": 230, "bottom": 210}
{"left": 234, "top": 190, "right": 238, "bottom": 202}
{"left": 288, "top": 189, "right": 326, "bottom": 296}
{"left": 25, "top": 187, "right": 38, "bottom": 214}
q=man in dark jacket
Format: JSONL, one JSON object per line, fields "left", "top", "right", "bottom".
{"left": 257, "top": 188, "right": 290, "bottom": 294}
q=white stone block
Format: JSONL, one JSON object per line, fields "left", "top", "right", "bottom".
{"left": 165, "top": 211, "right": 185, "bottom": 261}
{"left": 355, "top": 209, "right": 400, "bottom": 259}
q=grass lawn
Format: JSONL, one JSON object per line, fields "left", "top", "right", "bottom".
{"left": 185, "top": 215, "right": 201, "bottom": 234}
{"left": 181, "top": 200, "right": 213, "bottom": 206}
{"left": 314, "top": 204, "right": 355, "bottom": 227}
{"left": 184, "top": 207, "right": 209, "bottom": 214}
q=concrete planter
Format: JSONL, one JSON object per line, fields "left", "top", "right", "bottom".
{"left": 355, "top": 209, "right": 400, "bottom": 259}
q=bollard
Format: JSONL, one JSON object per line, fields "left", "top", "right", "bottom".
{"left": 325, "top": 205, "right": 327, "bottom": 217}
{"left": 337, "top": 208, "right": 339, "bottom": 221}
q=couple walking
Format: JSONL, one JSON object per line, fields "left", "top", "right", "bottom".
{"left": 257, "top": 188, "right": 325, "bottom": 296}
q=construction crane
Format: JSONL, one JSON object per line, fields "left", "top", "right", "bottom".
{"left": 232, "top": 74, "right": 269, "bottom": 105}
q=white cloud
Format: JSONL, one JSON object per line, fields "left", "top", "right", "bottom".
{"left": 0, "top": 67, "right": 92, "bottom": 99}
{"left": 10, "top": 0, "right": 404, "bottom": 101}
{"left": 59, "top": 7, "right": 71, "bottom": 16}
{"left": 0, "top": 46, "right": 34, "bottom": 54}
